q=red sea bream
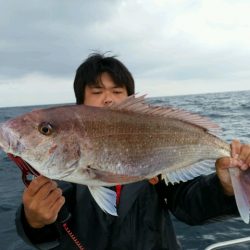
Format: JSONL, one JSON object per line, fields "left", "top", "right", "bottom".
{"left": 0, "top": 96, "right": 249, "bottom": 220}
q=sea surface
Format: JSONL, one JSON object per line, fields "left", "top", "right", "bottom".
{"left": 0, "top": 90, "right": 250, "bottom": 250}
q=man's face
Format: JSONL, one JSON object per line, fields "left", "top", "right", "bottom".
{"left": 84, "top": 72, "right": 128, "bottom": 107}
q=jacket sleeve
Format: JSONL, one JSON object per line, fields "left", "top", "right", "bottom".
{"left": 15, "top": 205, "right": 61, "bottom": 249}
{"left": 159, "top": 173, "right": 238, "bottom": 225}
{"left": 15, "top": 181, "right": 76, "bottom": 249}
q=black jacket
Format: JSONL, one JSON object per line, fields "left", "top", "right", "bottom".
{"left": 15, "top": 174, "right": 237, "bottom": 250}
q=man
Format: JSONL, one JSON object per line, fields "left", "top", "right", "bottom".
{"left": 16, "top": 53, "right": 250, "bottom": 250}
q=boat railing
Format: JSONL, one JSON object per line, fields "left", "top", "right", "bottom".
{"left": 204, "top": 236, "right": 250, "bottom": 250}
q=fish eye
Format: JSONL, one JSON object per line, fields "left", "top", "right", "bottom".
{"left": 38, "top": 122, "right": 53, "bottom": 136}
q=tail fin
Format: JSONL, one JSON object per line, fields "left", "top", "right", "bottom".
{"left": 229, "top": 168, "right": 250, "bottom": 223}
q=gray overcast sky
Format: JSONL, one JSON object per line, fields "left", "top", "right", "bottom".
{"left": 1, "top": 0, "right": 250, "bottom": 107}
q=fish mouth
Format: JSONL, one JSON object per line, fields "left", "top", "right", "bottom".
{"left": 7, "top": 153, "right": 40, "bottom": 186}
{"left": 0, "top": 123, "right": 7, "bottom": 150}
{"left": 0, "top": 123, "right": 13, "bottom": 152}
{"left": 0, "top": 123, "right": 40, "bottom": 185}
{"left": 0, "top": 123, "right": 26, "bottom": 156}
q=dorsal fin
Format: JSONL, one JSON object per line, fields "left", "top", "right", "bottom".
{"left": 109, "top": 95, "right": 220, "bottom": 133}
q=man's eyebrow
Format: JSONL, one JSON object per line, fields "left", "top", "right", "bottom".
{"left": 89, "top": 85, "right": 125, "bottom": 89}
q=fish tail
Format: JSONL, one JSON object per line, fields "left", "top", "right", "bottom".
{"left": 229, "top": 167, "right": 250, "bottom": 224}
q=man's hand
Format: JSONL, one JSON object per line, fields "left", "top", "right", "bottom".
{"left": 23, "top": 176, "right": 65, "bottom": 228}
{"left": 216, "top": 140, "right": 250, "bottom": 196}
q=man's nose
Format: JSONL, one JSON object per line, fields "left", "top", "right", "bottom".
{"left": 103, "top": 95, "right": 113, "bottom": 106}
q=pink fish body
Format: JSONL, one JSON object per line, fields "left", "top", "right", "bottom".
{"left": 0, "top": 96, "right": 249, "bottom": 220}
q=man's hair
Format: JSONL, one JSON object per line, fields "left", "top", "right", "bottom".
{"left": 73, "top": 53, "right": 135, "bottom": 104}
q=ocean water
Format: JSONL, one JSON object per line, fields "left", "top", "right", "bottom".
{"left": 0, "top": 90, "right": 250, "bottom": 250}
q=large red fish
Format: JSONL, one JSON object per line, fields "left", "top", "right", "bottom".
{"left": 0, "top": 96, "right": 249, "bottom": 221}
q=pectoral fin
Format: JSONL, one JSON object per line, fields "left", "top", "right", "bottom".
{"left": 88, "top": 186, "right": 118, "bottom": 216}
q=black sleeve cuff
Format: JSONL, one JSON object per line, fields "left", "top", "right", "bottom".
{"left": 15, "top": 205, "right": 60, "bottom": 248}
{"left": 161, "top": 174, "right": 238, "bottom": 225}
